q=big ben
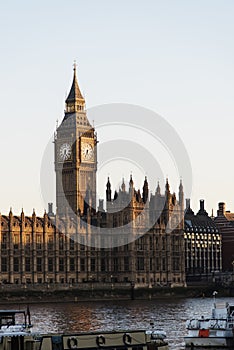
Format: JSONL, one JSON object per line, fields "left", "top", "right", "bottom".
{"left": 55, "top": 65, "right": 97, "bottom": 216}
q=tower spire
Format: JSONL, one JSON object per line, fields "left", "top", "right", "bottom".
{"left": 65, "top": 63, "right": 85, "bottom": 113}
{"left": 142, "top": 176, "right": 149, "bottom": 204}
{"left": 106, "top": 177, "right": 112, "bottom": 202}
{"left": 156, "top": 181, "right": 161, "bottom": 195}
{"left": 179, "top": 179, "right": 184, "bottom": 211}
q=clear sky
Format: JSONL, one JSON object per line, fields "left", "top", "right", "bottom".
{"left": 0, "top": 0, "right": 234, "bottom": 216}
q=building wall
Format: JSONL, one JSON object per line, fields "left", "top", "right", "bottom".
{"left": 184, "top": 200, "right": 222, "bottom": 279}
{"left": 214, "top": 202, "right": 234, "bottom": 272}
{"left": 0, "top": 69, "right": 186, "bottom": 288}
{"left": 0, "top": 205, "right": 185, "bottom": 287}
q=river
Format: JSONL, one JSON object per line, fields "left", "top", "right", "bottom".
{"left": 2, "top": 296, "right": 234, "bottom": 349}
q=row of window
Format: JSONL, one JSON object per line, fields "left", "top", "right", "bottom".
{"left": 1, "top": 257, "right": 76, "bottom": 273}
{"left": 0, "top": 234, "right": 182, "bottom": 250}
{"left": 1, "top": 256, "right": 182, "bottom": 273}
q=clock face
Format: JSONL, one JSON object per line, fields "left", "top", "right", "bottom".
{"left": 59, "top": 143, "right": 72, "bottom": 161}
{"left": 81, "top": 143, "right": 94, "bottom": 161}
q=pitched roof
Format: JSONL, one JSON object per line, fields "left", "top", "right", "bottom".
{"left": 66, "top": 66, "right": 84, "bottom": 103}
{"left": 225, "top": 212, "right": 234, "bottom": 221}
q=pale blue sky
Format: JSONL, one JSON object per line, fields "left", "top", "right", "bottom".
{"left": 0, "top": 0, "right": 234, "bottom": 215}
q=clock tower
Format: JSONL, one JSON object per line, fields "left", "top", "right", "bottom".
{"left": 55, "top": 65, "right": 97, "bottom": 216}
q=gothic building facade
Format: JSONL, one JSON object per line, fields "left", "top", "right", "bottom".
{"left": 0, "top": 67, "right": 186, "bottom": 288}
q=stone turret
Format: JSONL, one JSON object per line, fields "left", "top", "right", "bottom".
{"left": 142, "top": 176, "right": 149, "bottom": 204}
{"left": 106, "top": 177, "right": 111, "bottom": 202}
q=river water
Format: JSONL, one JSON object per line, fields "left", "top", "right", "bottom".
{"left": 3, "top": 297, "right": 234, "bottom": 349}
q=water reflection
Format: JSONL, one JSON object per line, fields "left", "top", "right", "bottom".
{"left": 2, "top": 297, "right": 234, "bottom": 350}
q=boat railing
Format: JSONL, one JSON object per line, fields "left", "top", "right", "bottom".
{"left": 186, "top": 319, "right": 200, "bottom": 329}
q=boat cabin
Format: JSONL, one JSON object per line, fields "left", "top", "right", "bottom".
{"left": 212, "top": 302, "right": 234, "bottom": 319}
{"left": 0, "top": 310, "right": 27, "bottom": 329}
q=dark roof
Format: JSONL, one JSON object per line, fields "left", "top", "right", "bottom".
{"left": 185, "top": 210, "right": 218, "bottom": 232}
{"left": 66, "top": 68, "right": 84, "bottom": 103}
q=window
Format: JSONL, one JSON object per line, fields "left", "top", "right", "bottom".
{"left": 25, "top": 234, "right": 30, "bottom": 251}
{"left": 59, "top": 233, "right": 64, "bottom": 250}
{"left": 137, "top": 257, "right": 144, "bottom": 271}
{"left": 80, "top": 258, "right": 85, "bottom": 272}
{"left": 1, "top": 257, "right": 7, "bottom": 272}
{"left": 48, "top": 235, "right": 54, "bottom": 250}
{"left": 150, "top": 258, "right": 153, "bottom": 271}
{"left": 113, "top": 217, "right": 117, "bottom": 227}
{"left": 91, "top": 237, "right": 95, "bottom": 251}
{"left": 37, "top": 258, "right": 42, "bottom": 272}
{"left": 113, "top": 258, "right": 119, "bottom": 272}
{"left": 36, "top": 234, "right": 42, "bottom": 250}
{"left": 124, "top": 244, "right": 129, "bottom": 251}
{"left": 91, "top": 258, "right": 96, "bottom": 272}
{"left": 70, "top": 258, "right": 75, "bottom": 272}
{"left": 14, "top": 257, "right": 19, "bottom": 272}
{"left": 149, "top": 236, "right": 153, "bottom": 250}
{"left": 155, "top": 258, "right": 160, "bottom": 271}
{"left": 59, "top": 258, "right": 64, "bottom": 272}
{"left": 48, "top": 258, "right": 53, "bottom": 272}
{"left": 1, "top": 233, "right": 7, "bottom": 250}
{"left": 124, "top": 257, "right": 129, "bottom": 271}
{"left": 25, "top": 258, "right": 31, "bottom": 272}
{"left": 13, "top": 234, "right": 20, "bottom": 250}
{"left": 173, "top": 258, "right": 180, "bottom": 271}
{"left": 70, "top": 236, "right": 75, "bottom": 251}
{"left": 101, "top": 258, "right": 106, "bottom": 272}
{"left": 80, "top": 236, "right": 85, "bottom": 250}
{"left": 173, "top": 236, "right": 180, "bottom": 252}
{"left": 137, "top": 237, "right": 144, "bottom": 251}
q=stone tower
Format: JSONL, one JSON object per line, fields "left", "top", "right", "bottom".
{"left": 54, "top": 65, "right": 97, "bottom": 216}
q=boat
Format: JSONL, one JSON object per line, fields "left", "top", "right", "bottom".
{"left": 184, "top": 296, "right": 234, "bottom": 348}
{"left": 0, "top": 308, "right": 41, "bottom": 349}
{"left": 40, "top": 328, "right": 169, "bottom": 350}
{"left": 0, "top": 309, "right": 169, "bottom": 350}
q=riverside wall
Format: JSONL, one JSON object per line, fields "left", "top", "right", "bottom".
{"left": 0, "top": 283, "right": 233, "bottom": 303}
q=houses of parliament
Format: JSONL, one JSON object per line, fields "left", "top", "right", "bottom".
{"left": 0, "top": 67, "right": 187, "bottom": 288}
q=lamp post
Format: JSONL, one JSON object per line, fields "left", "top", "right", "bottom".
{"left": 130, "top": 281, "right": 135, "bottom": 300}
{"left": 23, "top": 275, "right": 27, "bottom": 289}
{"left": 110, "top": 275, "right": 114, "bottom": 296}
{"left": 46, "top": 274, "right": 49, "bottom": 289}
{"left": 90, "top": 275, "right": 94, "bottom": 296}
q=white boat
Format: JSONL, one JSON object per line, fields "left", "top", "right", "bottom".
{"left": 0, "top": 308, "right": 41, "bottom": 350}
{"left": 0, "top": 309, "right": 168, "bottom": 350}
{"left": 184, "top": 299, "right": 234, "bottom": 348}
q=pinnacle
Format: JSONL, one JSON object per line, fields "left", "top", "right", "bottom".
{"left": 66, "top": 65, "right": 84, "bottom": 103}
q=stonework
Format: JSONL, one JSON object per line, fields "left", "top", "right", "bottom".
{"left": 0, "top": 67, "right": 186, "bottom": 288}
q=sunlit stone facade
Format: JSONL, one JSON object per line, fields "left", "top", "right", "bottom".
{"left": 0, "top": 185, "right": 185, "bottom": 288}
{"left": 0, "top": 68, "right": 186, "bottom": 288}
